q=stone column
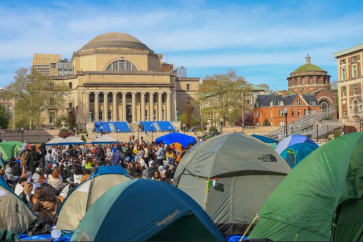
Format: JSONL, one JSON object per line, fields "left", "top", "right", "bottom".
{"left": 112, "top": 92, "right": 117, "bottom": 121}
{"left": 166, "top": 92, "right": 171, "bottom": 121}
{"left": 104, "top": 92, "right": 108, "bottom": 122}
{"left": 132, "top": 92, "right": 136, "bottom": 123}
{"left": 140, "top": 92, "right": 145, "bottom": 122}
{"left": 149, "top": 92, "right": 154, "bottom": 121}
{"left": 85, "top": 92, "right": 90, "bottom": 122}
{"left": 94, "top": 92, "right": 99, "bottom": 122}
{"left": 158, "top": 92, "right": 163, "bottom": 121}
{"left": 122, "top": 92, "right": 126, "bottom": 122}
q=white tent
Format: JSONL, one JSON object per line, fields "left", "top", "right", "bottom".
{"left": 45, "top": 137, "right": 64, "bottom": 146}
{"left": 58, "top": 136, "right": 85, "bottom": 145}
{"left": 90, "top": 135, "right": 119, "bottom": 144}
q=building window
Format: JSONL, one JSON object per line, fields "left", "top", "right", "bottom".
{"left": 270, "top": 101, "right": 273, "bottom": 106}
{"left": 292, "top": 109, "right": 295, "bottom": 116}
{"left": 90, "top": 94, "right": 94, "bottom": 103}
{"left": 107, "top": 95, "right": 112, "bottom": 103}
{"left": 99, "top": 94, "right": 103, "bottom": 103}
{"left": 298, "top": 109, "right": 301, "bottom": 117}
{"left": 279, "top": 101, "right": 284, "bottom": 106}
{"left": 50, "top": 98, "right": 55, "bottom": 105}
{"left": 304, "top": 109, "right": 307, "bottom": 116}
{"left": 301, "top": 77, "right": 305, "bottom": 85}
{"left": 106, "top": 60, "right": 137, "bottom": 71}
{"left": 246, "top": 99, "right": 250, "bottom": 104}
{"left": 253, "top": 93, "right": 256, "bottom": 98}
{"left": 186, "top": 84, "right": 191, "bottom": 90}
{"left": 309, "top": 78, "right": 313, "bottom": 84}
{"left": 354, "top": 85, "right": 358, "bottom": 95}
{"left": 342, "top": 69, "right": 346, "bottom": 80}
{"left": 99, "top": 111, "right": 103, "bottom": 121}
{"left": 297, "top": 99, "right": 301, "bottom": 105}
{"left": 256, "top": 111, "right": 259, "bottom": 118}
{"left": 69, "top": 102, "right": 73, "bottom": 108}
{"left": 310, "top": 101, "right": 316, "bottom": 105}
{"left": 69, "top": 82, "right": 72, "bottom": 89}
{"left": 49, "top": 112, "right": 56, "bottom": 124}
{"left": 270, "top": 110, "right": 272, "bottom": 118}
{"left": 108, "top": 111, "right": 112, "bottom": 120}
{"left": 353, "top": 56, "right": 357, "bottom": 62}
{"left": 279, "top": 110, "right": 284, "bottom": 117}
{"left": 353, "top": 66, "right": 357, "bottom": 77}
{"left": 341, "top": 59, "right": 345, "bottom": 65}
{"left": 353, "top": 100, "right": 359, "bottom": 115}
{"left": 342, "top": 87, "right": 346, "bottom": 97}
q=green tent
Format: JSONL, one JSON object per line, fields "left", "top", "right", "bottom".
{"left": 174, "top": 133, "right": 291, "bottom": 236}
{"left": 0, "top": 141, "right": 23, "bottom": 160}
{"left": 249, "top": 132, "right": 363, "bottom": 241}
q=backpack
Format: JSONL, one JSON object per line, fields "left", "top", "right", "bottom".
{"left": 12, "top": 163, "right": 22, "bottom": 177}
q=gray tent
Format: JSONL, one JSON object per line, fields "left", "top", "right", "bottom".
{"left": 174, "top": 133, "right": 291, "bottom": 236}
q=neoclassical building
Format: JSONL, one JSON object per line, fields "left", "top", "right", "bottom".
{"left": 43, "top": 32, "right": 199, "bottom": 127}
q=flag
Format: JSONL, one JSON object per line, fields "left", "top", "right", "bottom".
{"left": 209, "top": 178, "right": 218, "bottom": 187}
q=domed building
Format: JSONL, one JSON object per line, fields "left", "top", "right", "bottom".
{"left": 287, "top": 54, "right": 337, "bottom": 115}
{"left": 43, "top": 32, "right": 199, "bottom": 129}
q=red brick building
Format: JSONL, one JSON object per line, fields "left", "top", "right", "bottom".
{"left": 253, "top": 91, "right": 321, "bottom": 126}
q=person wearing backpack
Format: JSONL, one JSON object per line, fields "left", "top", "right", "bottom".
{"left": 26, "top": 146, "right": 40, "bottom": 174}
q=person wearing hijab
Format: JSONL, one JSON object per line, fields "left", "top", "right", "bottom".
{"left": 18, "top": 143, "right": 28, "bottom": 157}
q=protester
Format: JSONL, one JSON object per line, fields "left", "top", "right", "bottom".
{"left": 155, "top": 143, "right": 165, "bottom": 167}
{"left": 32, "top": 184, "right": 61, "bottom": 225}
{"left": 19, "top": 182, "right": 33, "bottom": 204}
{"left": 48, "top": 169, "right": 63, "bottom": 191}
{"left": 80, "top": 169, "right": 91, "bottom": 183}
{"left": 15, "top": 177, "right": 27, "bottom": 196}
{"left": 73, "top": 165, "right": 84, "bottom": 184}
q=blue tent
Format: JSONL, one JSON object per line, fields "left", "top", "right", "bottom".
{"left": 0, "top": 158, "right": 4, "bottom": 170}
{"left": 89, "top": 166, "right": 129, "bottom": 178}
{"left": 155, "top": 132, "right": 197, "bottom": 147}
{"left": 71, "top": 179, "right": 224, "bottom": 241}
{"left": 274, "top": 134, "right": 318, "bottom": 154}
{"left": 280, "top": 143, "right": 319, "bottom": 168}
{"left": 251, "top": 134, "right": 279, "bottom": 144}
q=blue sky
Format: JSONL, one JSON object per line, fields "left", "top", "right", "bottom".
{"left": 1, "top": 0, "right": 363, "bottom": 90}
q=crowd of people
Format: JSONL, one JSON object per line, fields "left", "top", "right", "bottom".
{"left": 0, "top": 139, "right": 195, "bottom": 225}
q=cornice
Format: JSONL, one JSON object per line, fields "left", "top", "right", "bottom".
{"left": 83, "top": 82, "right": 172, "bottom": 88}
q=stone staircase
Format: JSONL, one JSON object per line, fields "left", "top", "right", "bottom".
{"left": 109, "top": 123, "right": 116, "bottom": 133}
{"left": 267, "top": 107, "right": 337, "bottom": 139}
{"left": 301, "top": 119, "right": 343, "bottom": 138}
{"left": 128, "top": 123, "right": 138, "bottom": 133}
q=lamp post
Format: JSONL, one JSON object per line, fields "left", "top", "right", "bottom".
{"left": 220, "top": 117, "right": 223, "bottom": 135}
{"left": 151, "top": 124, "right": 154, "bottom": 142}
{"left": 316, "top": 122, "right": 319, "bottom": 142}
{"left": 283, "top": 107, "right": 288, "bottom": 137}
{"left": 183, "top": 123, "right": 186, "bottom": 134}
{"left": 298, "top": 125, "right": 301, "bottom": 134}
{"left": 21, "top": 127, "right": 24, "bottom": 142}
{"left": 73, "top": 127, "right": 76, "bottom": 136}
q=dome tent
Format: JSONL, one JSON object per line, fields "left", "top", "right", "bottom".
{"left": 155, "top": 132, "right": 196, "bottom": 147}
{"left": 173, "top": 133, "right": 291, "bottom": 236}
{"left": 0, "top": 177, "right": 36, "bottom": 233}
{"left": 280, "top": 143, "right": 318, "bottom": 168}
{"left": 274, "top": 134, "right": 318, "bottom": 154}
{"left": 249, "top": 133, "right": 363, "bottom": 241}
{"left": 71, "top": 179, "right": 224, "bottom": 241}
{"left": 56, "top": 166, "right": 130, "bottom": 230}
{"left": 0, "top": 141, "right": 23, "bottom": 160}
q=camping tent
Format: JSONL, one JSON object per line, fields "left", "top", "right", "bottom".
{"left": 173, "top": 133, "right": 291, "bottom": 236}
{"left": 280, "top": 143, "right": 318, "bottom": 168}
{"left": 249, "top": 132, "right": 363, "bottom": 241}
{"left": 251, "top": 134, "right": 278, "bottom": 144}
{"left": 274, "top": 134, "right": 318, "bottom": 154}
{"left": 90, "top": 135, "right": 119, "bottom": 144}
{"left": 45, "top": 137, "right": 64, "bottom": 146}
{"left": 71, "top": 179, "right": 224, "bottom": 241}
{"left": 58, "top": 136, "right": 85, "bottom": 145}
{"left": 0, "top": 141, "right": 23, "bottom": 160}
{"left": 56, "top": 166, "right": 130, "bottom": 230}
{"left": 0, "top": 177, "right": 36, "bottom": 233}
{"left": 155, "top": 132, "right": 196, "bottom": 147}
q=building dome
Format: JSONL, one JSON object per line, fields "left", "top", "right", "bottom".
{"left": 80, "top": 32, "right": 150, "bottom": 51}
{"left": 293, "top": 63, "right": 324, "bottom": 73}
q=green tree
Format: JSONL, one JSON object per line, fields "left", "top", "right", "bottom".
{"left": 81, "top": 135, "right": 86, "bottom": 142}
{"left": 5, "top": 68, "right": 68, "bottom": 129}
{"left": 263, "top": 118, "right": 270, "bottom": 126}
{"left": 178, "top": 105, "right": 198, "bottom": 128}
{"left": 0, "top": 106, "right": 9, "bottom": 129}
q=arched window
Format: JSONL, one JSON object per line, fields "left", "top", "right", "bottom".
{"left": 309, "top": 78, "right": 313, "bottom": 84}
{"left": 301, "top": 77, "right": 305, "bottom": 85}
{"left": 106, "top": 60, "right": 137, "bottom": 71}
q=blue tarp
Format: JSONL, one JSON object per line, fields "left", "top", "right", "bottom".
{"left": 251, "top": 134, "right": 279, "bottom": 144}
{"left": 71, "top": 179, "right": 224, "bottom": 241}
{"left": 280, "top": 143, "right": 318, "bottom": 168}
{"left": 89, "top": 166, "right": 129, "bottom": 178}
{"left": 155, "top": 132, "right": 197, "bottom": 147}
{"left": 0, "top": 176, "right": 11, "bottom": 192}
{"left": 274, "top": 134, "right": 318, "bottom": 154}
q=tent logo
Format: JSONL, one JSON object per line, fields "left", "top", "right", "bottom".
{"left": 258, "top": 154, "right": 277, "bottom": 162}
{"left": 156, "top": 210, "right": 180, "bottom": 226}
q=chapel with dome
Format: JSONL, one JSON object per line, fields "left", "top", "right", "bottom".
{"left": 46, "top": 32, "right": 200, "bottom": 128}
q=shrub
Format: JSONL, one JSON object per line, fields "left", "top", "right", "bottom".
{"left": 209, "top": 126, "right": 218, "bottom": 133}
{"left": 81, "top": 135, "right": 86, "bottom": 142}
{"left": 334, "top": 130, "right": 339, "bottom": 139}
{"left": 263, "top": 118, "right": 270, "bottom": 126}
{"left": 59, "top": 131, "right": 74, "bottom": 138}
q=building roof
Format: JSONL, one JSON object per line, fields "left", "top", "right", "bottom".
{"left": 80, "top": 32, "right": 150, "bottom": 51}
{"left": 293, "top": 64, "right": 324, "bottom": 73}
{"left": 254, "top": 94, "right": 318, "bottom": 108}
{"left": 333, "top": 42, "right": 363, "bottom": 58}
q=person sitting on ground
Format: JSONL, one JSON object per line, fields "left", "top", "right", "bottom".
{"left": 59, "top": 183, "right": 77, "bottom": 203}
{"left": 29, "top": 187, "right": 42, "bottom": 209}
{"left": 128, "top": 162, "right": 136, "bottom": 177}
{"left": 73, "top": 165, "right": 84, "bottom": 184}
{"left": 147, "top": 161, "right": 158, "bottom": 179}
{"left": 80, "top": 169, "right": 91, "bottom": 183}
{"left": 45, "top": 150, "right": 54, "bottom": 169}
{"left": 85, "top": 157, "right": 93, "bottom": 169}
{"left": 152, "top": 171, "right": 162, "bottom": 181}
{"left": 133, "top": 172, "right": 141, "bottom": 179}
{"left": 19, "top": 182, "right": 33, "bottom": 204}
{"left": 32, "top": 183, "right": 61, "bottom": 225}
{"left": 48, "top": 169, "right": 63, "bottom": 191}
{"left": 15, "top": 177, "right": 27, "bottom": 196}
{"left": 32, "top": 167, "right": 42, "bottom": 184}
